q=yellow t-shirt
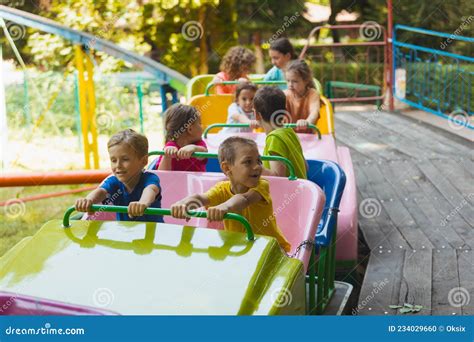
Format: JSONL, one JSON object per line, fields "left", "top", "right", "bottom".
{"left": 204, "top": 179, "right": 291, "bottom": 252}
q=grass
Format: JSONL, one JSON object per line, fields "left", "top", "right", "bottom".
{"left": 0, "top": 185, "right": 93, "bottom": 258}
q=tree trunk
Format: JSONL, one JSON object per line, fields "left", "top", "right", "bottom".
{"left": 198, "top": 5, "right": 209, "bottom": 75}
{"left": 252, "top": 31, "right": 265, "bottom": 74}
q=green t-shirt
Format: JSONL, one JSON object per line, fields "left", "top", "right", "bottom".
{"left": 263, "top": 128, "right": 307, "bottom": 179}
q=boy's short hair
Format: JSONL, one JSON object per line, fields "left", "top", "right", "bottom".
{"left": 218, "top": 136, "right": 257, "bottom": 165}
{"left": 253, "top": 86, "right": 287, "bottom": 123}
{"left": 108, "top": 129, "right": 148, "bottom": 157}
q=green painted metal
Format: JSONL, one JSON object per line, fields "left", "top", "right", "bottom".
{"left": 136, "top": 82, "right": 144, "bottom": 133}
{"left": 308, "top": 247, "right": 316, "bottom": 315}
{"left": 0, "top": 219, "right": 304, "bottom": 314}
{"left": 63, "top": 205, "right": 254, "bottom": 241}
{"left": 148, "top": 151, "right": 298, "bottom": 181}
{"left": 202, "top": 123, "right": 321, "bottom": 140}
{"left": 204, "top": 80, "right": 287, "bottom": 96}
{"left": 325, "top": 81, "right": 381, "bottom": 107}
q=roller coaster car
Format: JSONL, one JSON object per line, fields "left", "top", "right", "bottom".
{"left": 188, "top": 89, "right": 357, "bottom": 269}
{"left": 0, "top": 172, "right": 332, "bottom": 315}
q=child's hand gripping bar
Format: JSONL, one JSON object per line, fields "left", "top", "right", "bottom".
{"left": 62, "top": 205, "right": 255, "bottom": 241}
{"left": 202, "top": 123, "right": 322, "bottom": 139}
{"left": 148, "top": 151, "right": 299, "bottom": 180}
{"left": 205, "top": 80, "right": 287, "bottom": 96}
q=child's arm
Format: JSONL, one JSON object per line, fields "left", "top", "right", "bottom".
{"left": 230, "top": 113, "right": 260, "bottom": 129}
{"left": 171, "top": 194, "right": 210, "bottom": 220}
{"left": 158, "top": 146, "right": 179, "bottom": 170}
{"left": 207, "top": 189, "right": 262, "bottom": 221}
{"left": 177, "top": 144, "right": 208, "bottom": 159}
{"left": 261, "top": 160, "right": 287, "bottom": 177}
{"left": 128, "top": 184, "right": 160, "bottom": 218}
{"left": 305, "top": 90, "right": 320, "bottom": 125}
{"left": 75, "top": 188, "right": 108, "bottom": 214}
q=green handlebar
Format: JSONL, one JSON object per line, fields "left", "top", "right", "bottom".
{"left": 148, "top": 151, "right": 297, "bottom": 180}
{"left": 205, "top": 80, "right": 286, "bottom": 96}
{"left": 63, "top": 205, "right": 255, "bottom": 241}
{"left": 202, "top": 123, "right": 322, "bottom": 140}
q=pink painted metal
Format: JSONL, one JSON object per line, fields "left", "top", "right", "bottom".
{"left": 0, "top": 291, "right": 117, "bottom": 315}
{"left": 204, "top": 132, "right": 358, "bottom": 263}
{"left": 85, "top": 171, "right": 325, "bottom": 272}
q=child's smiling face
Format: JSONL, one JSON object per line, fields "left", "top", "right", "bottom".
{"left": 108, "top": 143, "right": 147, "bottom": 188}
{"left": 223, "top": 144, "right": 262, "bottom": 191}
{"left": 237, "top": 89, "right": 256, "bottom": 113}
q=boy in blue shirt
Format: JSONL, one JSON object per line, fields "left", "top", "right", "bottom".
{"left": 76, "top": 129, "right": 163, "bottom": 222}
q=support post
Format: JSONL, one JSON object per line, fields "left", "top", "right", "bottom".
{"left": 75, "top": 45, "right": 99, "bottom": 169}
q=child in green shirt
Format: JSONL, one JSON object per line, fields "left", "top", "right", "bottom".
{"left": 253, "top": 86, "right": 307, "bottom": 179}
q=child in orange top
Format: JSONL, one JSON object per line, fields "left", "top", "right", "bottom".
{"left": 284, "top": 59, "right": 320, "bottom": 132}
{"left": 212, "top": 46, "right": 256, "bottom": 94}
{"left": 170, "top": 136, "right": 291, "bottom": 252}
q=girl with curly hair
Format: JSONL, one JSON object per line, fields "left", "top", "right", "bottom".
{"left": 212, "top": 46, "right": 256, "bottom": 94}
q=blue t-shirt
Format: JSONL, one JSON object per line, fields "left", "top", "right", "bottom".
{"left": 263, "top": 66, "right": 287, "bottom": 90}
{"left": 100, "top": 171, "right": 164, "bottom": 222}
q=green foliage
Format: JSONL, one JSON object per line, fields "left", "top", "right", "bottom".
{"left": 5, "top": 70, "right": 163, "bottom": 137}
{"left": 0, "top": 185, "right": 91, "bottom": 258}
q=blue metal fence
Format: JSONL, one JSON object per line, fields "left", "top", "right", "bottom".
{"left": 393, "top": 24, "right": 474, "bottom": 130}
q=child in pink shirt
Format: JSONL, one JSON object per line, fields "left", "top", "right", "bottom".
{"left": 154, "top": 104, "right": 208, "bottom": 171}
{"left": 212, "top": 46, "right": 256, "bottom": 94}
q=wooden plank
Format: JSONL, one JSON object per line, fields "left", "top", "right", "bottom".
{"left": 355, "top": 163, "right": 410, "bottom": 249}
{"left": 402, "top": 161, "right": 472, "bottom": 249}
{"left": 457, "top": 249, "right": 474, "bottom": 315}
{"left": 366, "top": 111, "right": 473, "bottom": 156}
{"left": 417, "top": 159, "right": 474, "bottom": 225}
{"left": 336, "top": 113, "right": 426, "bottom": 159}
{"left": 398, "top": 249, "right": 432, "bottom": 315}
{"left": 334, "top": 119, "right": 402, "bottom": 161}
{"left": 359, "top": 162, "right": 434, "bottom": 249}
{"left": 431, "top": 158, "right": 474, "bottom": 206}
{"left": 432, "top": 249, "right": 462, "bottom": 315}
{"left": 356, "top": 249, "right": 405, "bottom": 315}
{"left": 383, "top": 160, "right": 467, "bottom": 249}
{"left": 360, "top": 111, "right": 469, "bottom": 157}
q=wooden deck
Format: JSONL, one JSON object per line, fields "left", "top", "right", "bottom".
{"left": 334, "top": 107, "right": 473, "bottom": 315}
